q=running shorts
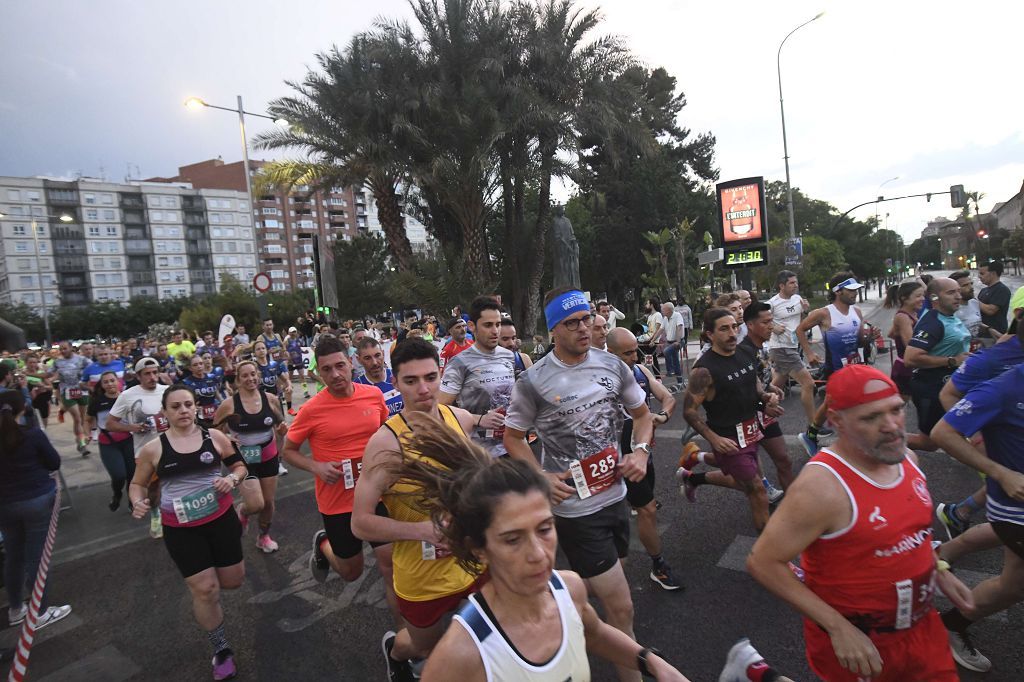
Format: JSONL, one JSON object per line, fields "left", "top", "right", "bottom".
{"left": 162, "top": 507, "right": 243, "bottom": 578}
{"left": 803, "top": 609, "right": 957, "bottom": 682}
{"left": 395, "top": 577, "right": 483, "bottom": 629}
{"left": 716, "top": 442, "right": 760, "bottom": 481}
{"left": 768, "top": 347, "right": 805, "bottom": 376}
{"left": 246, "top": 454, "right": 281, "bottom": 480}
{"left": 322, "top": 502, "right": 390, "bottom": 560}
{"left": 625, "top": 452, "right": 656, "bottom": 509}
{"left": 992, "top": 520, "right": 1024, "bottom": 560}
{"left": 554, "top": 500, "right": 630, "bottom": 579}
{"left": 909, "top": 377, "right": 947, "bottom": 435}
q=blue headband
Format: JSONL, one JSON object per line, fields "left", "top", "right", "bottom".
{"left": 544, "top": 290, "right": 590, "bottom": 330}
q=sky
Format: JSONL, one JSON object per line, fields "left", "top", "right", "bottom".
{"left": 2, "top": 0, "right": 1022, "bottom": 245}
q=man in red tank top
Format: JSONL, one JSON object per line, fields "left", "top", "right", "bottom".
{"left": 747, "top": 365, "right": 973, "bottom": 681}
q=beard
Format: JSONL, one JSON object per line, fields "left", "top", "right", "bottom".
{"left": 864, "top": 432, "right": 908, "bottom": 464}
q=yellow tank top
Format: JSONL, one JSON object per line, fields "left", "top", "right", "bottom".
{"left": 383, "top": 405, "right": 476, "bottom": 602}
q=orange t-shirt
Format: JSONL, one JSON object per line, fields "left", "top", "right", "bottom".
{"left": 286, "top": 383, "right": 388, "bottom": 514}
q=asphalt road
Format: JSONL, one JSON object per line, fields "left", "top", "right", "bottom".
{"left": 4, "top": 277, "right": 1023, "bottom": 681}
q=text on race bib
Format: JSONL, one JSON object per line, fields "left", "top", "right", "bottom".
{"left": 200, "top": 404, "right": 217, "bottom": 421}
{"left": 240, "top": 444, "right": 263, "bottom": 465}
{"left": 569, "top": 445, "right": 620, "bottom": 500}
{"left": 64, "top": 387, "right": 83, "bottom": 400}
{"left": 172, "top": 486, "right": 220, "bottom": 524}
{"left": 736, "top": 417, "right": 763, "bottom": 449}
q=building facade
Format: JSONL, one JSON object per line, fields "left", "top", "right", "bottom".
{"left": 0, "top": 176, "right": 256, "bottom": 306}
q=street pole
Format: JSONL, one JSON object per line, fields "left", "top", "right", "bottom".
{"left": 777, "top": 12, "right": 824, "bottom": 239}
{"left": 29, "top": 217, "right": 51, "bottom": 347}
{"left": 236, "top": 95, "right": 255, "bottom": 215}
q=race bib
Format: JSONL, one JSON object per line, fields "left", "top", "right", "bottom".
{"left": 736, "top": 417, "right": 763, "bottom": 448}
{"left": 893, "top": 570, "right": 936, "bottom": 630}
{"left": 64, "top": 387, "right": 82, "bottom": 400}
{"left": 421, "top": 541, "right": 452, "bottom": 561}
{"left": 568, "top": 445, "right": 620, "bottom": 500}
{"left": 172, "top": 486, "right": 219, "bottom": 524}
{"left": 840, "top": 352, "right": 863, "bottom": 368}
{"left": 200, "top": 404, "right": 217, "bottom": 421}
{"left": 340, "top": 458, "right": 362, "bottom": 490}
{"left": 758, "top": 410, "right": 777, "bottom": 428}
{"left": 240, "top": 444, "right": 263, "bottom": 465}
{"left": 146, "top": 414, "right": 170, "bottom": 433}
{"left": 483, "top": 407, "right": 507, "bottom": 441}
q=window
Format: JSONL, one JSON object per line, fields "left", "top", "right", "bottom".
{"left": 19, "top": 275, "right": 34, "bottom": 287}
{"left": 227, "top": 242, "right": 237, "bottom": 252}
{"left": 6, "top": 206, "right": 24, "bottom": 216}
{"left": 173, "top": 256, "right": 184, "bottom": 266}
{"left": 148, "top": 196, "right": 162, "bottom": 207}
{"left": 107, "top": 242, "right": 120, "bottom": 253}
{"left": 6, "top": 189, "right": 20, "bottom": 200}
{"left": 17, "top": 258, "right": 32, "bottom": 270}
{"left": 100, "top": 194, "right": 113, "bottom": 205}
{"left": 239, "top": 201, "right": 249, "bottom": 212}
{"left": 243, "top": 243, "right": 253, "bottom": 253}
{"left": 34, "top": 224, "right": 45, "bottom": 236}
{"left": 242, "top": 229, "right": 252, "bottom": 238}
{"left": 167, "top": 227, "right": 181, "bottom": 237}
{"left": 261, "top": 208, "right": 278, "bottom": 215}
{"left": 103, "top": 209, "right": 115, "bottom": 220}
{"left": 38, "top": 242, "right": 47, "bottom": 253}
{"left": 15, "top": 242, "right": 29, "bottom": 253}
{"left": 111, "top": 289, "right": 125, "bottom": 299}
{"left": 109, "top": 257, "right": 121, "bottom": 268}
{"left": 96, "top": 273, "right": 107, "bottom": 285}
{"left": 21, "top": 292, "right": 36, "bottom": 304}
{"left": 157, "top": 256, "right": 169, "bottom": 267}
{"left": 12, "top": 224, "right": 26, "bottom": 236}
{"left": 163, "top": 196, "right": 176, "bottom": 208}
{"left": 150, "top": 210, "right": 162, "bottom": 222}
{"left": 105, "top": 226, "right": 118, "bottom": 236}
{"left": 84, "top": 193, "right": 96, "bottom": 204}
{"left": 177, "top": 287, "right": 187, "bottom": 296}
{"left": 264, "top": 232, "right": 280, "bottom": 240}
{"left": 109, "top": 273, "right": 122, "bottom": 284}
{"left": 209, "top": 213, "right": 220, "bottom": 224}
{"left": 238, "top": 215, "right": 250, "bottom": 226}
{"left": 212, "top": 227, "right": 223, "bottom": 237}
{"left": 263, "top": 219, "right": 279, "bottom": 228}
{"left": 267, "top": 245, "right": 283, "bottom": 254}
{"left": 88, "top": 226, "right": 100, "bottom": 236}
{"left": 224, "top": 227, "right": 236, "bottom": 237}
{"left": 155, "top": 241, "right": 166, "bottom": 253}
{"left": 27, "top": 190, "right": 40, "bottom": 202}
{"left": 92, "top": 257, "right": 105, "bottom": 269}
{"left": 86, "top": 209, "right": 99, "bottom": 220}
{"left": 160, "top": 271, "right": 171, "bottom": 282}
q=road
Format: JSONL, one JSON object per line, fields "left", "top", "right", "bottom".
{"left": 4, "top": 272, "right": 1022, "bottom": 680}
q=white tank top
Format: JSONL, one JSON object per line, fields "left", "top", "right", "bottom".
{"left": 452, "top": 572, "right": 590, "bottom": 682}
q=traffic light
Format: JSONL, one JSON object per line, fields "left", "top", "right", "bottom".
{"left": 950, "top": 184, "right": 966, "bottom": 208}
{"left": 977, "top": 228, "right": 987, "bottom": 238}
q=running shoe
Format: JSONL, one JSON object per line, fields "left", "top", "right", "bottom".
{"left": 818, "top": 425, "right": 834, "bottom": 437}
{"left": 675, "top": 467, "right": 698, "bottom": 503}
{"left": 797, "top": 432, "right": 818, "bottom": 458}
{"left": 32, "top": 605, "right": 72, "bottom": 631}
{"left": 718, "top": 637, "right": 769, "bottom": 682}
{"left": 287, "top": 407, "right": 298, "bottom": 416}
{"left": 8, "top": 602, "right": 27, "bottom": 627}
{"left": 678, "top": 441, "right": 702, "bottom": 470}
{"left": 649, "top": 560, "right": 683, "bottom": 591}
{"left": 947, "top": 630, "right": 991, "bottom": 672}
{"left": 678, "top": 425, "right": 697, "bottom": 444}
{"left": 58, "top": 409, "right": 65, "bottom": 423}
{"left": 310, "top": 530, "right": 330, "bottom": 583}
{"left": 109, "top": 492, "right": 122, "bottom": 512}
{"left": 149, "top": 513, "right": 163, "bottom": 539}
{"left": 278, "top": 462, "right": 289, "bottom": 476}
{"left": 382, "top": 630, "right": 414, "bottom": 682}
{"left": 764, "top": 480, "right": 784, "bottom": 504}
{"left": 256, "top": 533, "right": 279, "bottom": 553}
{"left": 212, "top": 648, "right": 237, "bottom": 681}
{"left": 936, "top": 502, "right": 970, "bottom": 541}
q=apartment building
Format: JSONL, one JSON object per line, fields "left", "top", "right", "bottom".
{"left": 0, "top": 176, "right": 256, "bottom": 306}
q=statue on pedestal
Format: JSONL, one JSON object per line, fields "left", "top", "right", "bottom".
{"left": 551, "top": 205, "right": 580, "bottom": 290}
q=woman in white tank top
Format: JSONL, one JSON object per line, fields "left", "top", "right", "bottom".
{"left": 385, "top": 412, "right": 690, "bottom": 682}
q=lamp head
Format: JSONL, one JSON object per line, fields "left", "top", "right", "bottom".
{"left": 184, "top": 97, "right": 207, "bottom": 110}
{"left": 814, "top": 11, "right": 825, "bottom": 19}
{"left": 59, "top": 214, "right": 73, "bottom": 222}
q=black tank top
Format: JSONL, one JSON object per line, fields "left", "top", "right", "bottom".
{"left": 693, "top": 344, "right": 760, "bottom": 438}
{"left": 231, "top": 390, "right": 278, "bottom": 435}
{"left": 156, "top": 429, "right": 220, "bottom": 480}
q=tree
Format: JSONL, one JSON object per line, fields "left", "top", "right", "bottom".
{"left": 908, "top": 235, "right": 942, "bottom": 269}
{"left": 0, "top": 303, "right": 44, "bottom": 344}
{"left": 752, "top": 236, "right": 845, "bottom": 299}
{"left": 1004, "top": 230, "right": 1024, "bottom": 268}
{"left": 333, "top": 233, "right": 394, "bottom": 318}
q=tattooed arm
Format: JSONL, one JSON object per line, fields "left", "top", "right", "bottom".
{"left": 683, "top": 367, "right": 739, "bottom": 454}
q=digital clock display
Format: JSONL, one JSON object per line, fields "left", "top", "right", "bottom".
{"left": 724, "top": 248, "right": 765, "bottom": 267}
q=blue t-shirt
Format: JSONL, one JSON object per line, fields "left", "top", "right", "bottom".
{"left": 908, "top": 309, "right": 970, "bottom": 383}
{"left": 355, "top": 368, "right": 403, "bottom": 416}
{"left": 81, "top": 359, "right": 126, "bottom": 386}
{"left": 182, "top": 370, "right": 224, "bottom": 406}
{"left": 942, "top": 365, "right": 1024, "bottom": 525}
{"left": 257, "top": 360, "right": 286, "bottom": 393}
{"left": 951, "top": 336, "right": 1024, "bottom": 394}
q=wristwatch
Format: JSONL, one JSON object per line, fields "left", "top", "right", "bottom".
{"left": 634, "top": 442, "right": 651, "bottom": 455}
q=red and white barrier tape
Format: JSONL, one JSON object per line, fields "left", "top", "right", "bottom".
{"left": 7, "top": 484, "right": 61, "bottom": 682}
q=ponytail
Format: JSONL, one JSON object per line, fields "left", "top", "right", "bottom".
{"left": 0, "top": 390, "right": 26, "bottom": 453}
{"left": 379, "top": 411, "right": 550, "bottom": 576}
{"left": 884, "top": 281, "right": 923, "bottom": 310}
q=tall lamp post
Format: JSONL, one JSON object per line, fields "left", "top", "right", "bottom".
{"left": 875, "top": 176, "right": 899, "bottom": 224}
{"left": 0, "top": 210, "right": 73, "bottom": 347}
{"left": 777, "top": 12, "right": 825, "bottom": 238}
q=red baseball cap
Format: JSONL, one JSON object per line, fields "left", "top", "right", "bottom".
{"left": 826, "top": 365, "right": 900, "bottom": 411}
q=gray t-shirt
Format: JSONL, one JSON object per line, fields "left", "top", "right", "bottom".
{"left": 440, "top": 344, "right": 516, "bottom": 456}
{"left": 109, "top": 384, "right": 169, "bottom": 455}
{"left": 52, "top": 355, "right": 89, "bottom": 389}
{"left": 505, "top": 348, "right": 646, "bottom": 518}
{"left": 766, "top": 293, "right": 805, "bottom": 350}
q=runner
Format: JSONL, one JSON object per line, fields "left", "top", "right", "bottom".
{"left": 932, "top": 361, "right": 1024, "bottom": 673}
{"left": 50, "top": 341, "right": 91, "bottom": 454}
{"left": 282, "top": 335, "right": 397, "bottom": 621}
{"left": 903, "top": 277, "right": 970, "bottom": 452}
{"left": 153, "top": 342, "right": 180, "bottom": 384}
{"left": 22, "top": 353, "right": 53, "bottom": 428}
{"left": 950, "top": 270, "right": 983, "bottom": 350}
{"left": 167, "top": 330, "right": 196, "bottom": 362}
{"left": 80, "top": 344, "right": 126, "bottom": 388}
{"left": 747, "top": 365, "right": 970, "bottom": 682}
{"left": 503, "top": 287, "right": 654, "bottom": 682}
{"left": 606, "top": 326, "right": 682, "bottom": 590}
{"left": 256, "top": 318, "right": 285, "bottom": 354}
{"left": 354, "top": 337, "right": 405, "bottom": 417}
{"left": 795, "top": 273, "right": 874, "bottom": 456}
{"left": 883, "top": 280, "right": 924, "bottom": 399}
{"left": 182, "top": 354, "right": 224, "bottom": 428}
{"left": 498, "top": 317, "right": 532, "bottom": 379}
{"left": 128, "top": 384, "right": 248, "bottom": 681}
{"left": 439, "top": 295, "right": 516, "bottom": 458}
{"left": 352, "top": 337, "right": 479, "bottom": 679}
{"left": 252, "top": 340, "right": 291, "bottom": 408}
{"left": 285, "top": 327, "right": 310, "bottom": 400}
{"left": 213, "top": 360, "right": 288, "bottom": 554}
{"left": 104, "top": 357, "right": 170, "bottom": 538}
{"left": 766, "top": 271, "right": 818, "bottom": 431}
{"left": 677, "top": 308, "right": 781, "bottom": 531}
{"left": 591, "top": 314, "right": 609, "bottom": 351}
{"left": 439, "top": 317, "right": 473, "bottom": 372}
{"left": 977, "top": 260, "right": 1011, "bottom": 340}
{"left": 86, "top": 370, "right": 136, "bottom": 511}
{"left": 376, "top": 413, "right": 692, "bottom": 682}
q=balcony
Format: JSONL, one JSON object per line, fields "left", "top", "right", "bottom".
{"left": 186, "top": 227, "right": 207, "bottom": 241}
{"left": 58, "top": 273, "right": 87, "bottom": 288}
{"left": 187, "top": 242, "right": 212, "bottom": 256}
{"left": 181, "top": 196, "right": 204, "bottom": 210}
{"left": 55, "top": 255, "right": 88, "bottom": 271}
{"left": 125, "top": 240, "right": 152, "bottom": 254}
{"left": 127, "top": 256, "right": 152, "bottom": 271}
{"left": 191, "top": 282, "right": 216, "bottom": 295}
{"left": 63, "top": 290, "right": 90, "bottom": 306}
{"left": 130, "top": 271, "right": 155, "bottom": 285}
{"left": 189, "top": 255, "right": 212, "bottom": 270}
{"left": 190, "top": 269, "right": 215, "bottom": 282}
{"left": 184, "top": 213, "right": 206, "bottom": 226}
{"left": 120, "top": 194, "right": 144, "bottom": 209}
{"left": 125, "top": 227, "right": 148, "bottom": 240}
{"left": 123, "top": 210, "right": 145, "bottom": 224}
{"left": 46, "top": 189, "right": 78, "bottom": 205}
{"left": 52, "top": 225, "right": 85, "bottom": 240}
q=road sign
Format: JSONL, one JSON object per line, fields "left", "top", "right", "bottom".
{"left": 697, "top": 248, "right": 724, "bottom": 266}
{"left": 253, "top": 272, "right": 271, "bottom": 292}
{"left": 785, "top": 237, "right": 802, "bottom": 266}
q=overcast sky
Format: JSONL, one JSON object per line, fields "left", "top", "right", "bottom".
{"left": 2, "top": 0, "right": 1021, "bottom": 244}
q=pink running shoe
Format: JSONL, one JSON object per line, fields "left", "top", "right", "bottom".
{"left": 256, "top": 533, "right": 279, "bottom": 553}
{"left": 212, "top": 650, "right": 237, "bottom": 680}
{"left": 675, "top": 467, "right": 698, "bottom": 503}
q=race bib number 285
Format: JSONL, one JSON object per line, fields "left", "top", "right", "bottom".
{"left": 569, "top": 446, "right": 620, "bottom": 499}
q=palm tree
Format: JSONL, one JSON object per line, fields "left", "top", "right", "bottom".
{"left": 252, "top": 35, "right": 417, "bottom": 273}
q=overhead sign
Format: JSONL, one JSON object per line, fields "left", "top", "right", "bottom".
{"left": 716, "top": 176, "right": 768, "bottom": 269}
{"left": 785, "top": 237, "right": 802, "bottom": 266}
{"left": 253, "top": 272, "right": 271, "bottom": 292}
{"left": 697, "top": 248, "right": 724, "bottom": 266}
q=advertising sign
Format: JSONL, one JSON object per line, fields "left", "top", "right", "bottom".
{"left": 785, "top": 237, "right": 803, "bottom": 266}
{"left": 716, "top": 176, "right": 768, "bottom": 269}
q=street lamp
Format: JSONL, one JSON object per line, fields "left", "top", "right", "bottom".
{"left": 875, "top": 176, "right": 899, "bottom": 224}
{"left": 777, "top": 11, "right": 825, "bottom": 238}
{"left": 0, "top": 210, "right": 72, "bottom": 346}
{"left": 183, "top": 95, "right": 289, "bottom": 217}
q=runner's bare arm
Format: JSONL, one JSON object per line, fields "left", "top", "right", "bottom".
{"left": 351, "top": 428, "right": 440, "bottom": 544}
{"left": 682, "top": 368, "right": 734, "bottom": 451}
{"left": 565, "top": 571, "right": 690, "bottom": 681}
{"left": 103, "top": 414, "right": 138, "bottom": 434}
{"left": 212, "top": 400, "right": 234, "bottom": 434}
{"left": 436, "top": 391, "right": 458, "bottom": 406}
{"left": 938, "top": 381, "right": 964, "bottom": 412}
{"left": 281, "top": 435, "right": 338, "bottom": 483}
{"left": 747, "top": 467, "right": 883, "bottom": 678}
{"left": 448, "top": 405, "right": 481, "bottom": 436}
{"left": 210, "top": 429, "right": 247, "bottom": 491}
{"left": 419, "top": 621, "right": 487, "bottom": 682}
{"left": 903, "top": 346, "right": 960, "bottom": 369}
{"left": 640, "top": 364, "right": 675, "bottom": 422}
{"left": 620, "top": 402, "right": 654, "bottom": 482}
{"left": 128, "top": 441, "right": 160, "bottom": 517}
{"left": 796, "top": 308, "right": 825, "bottom": 363}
